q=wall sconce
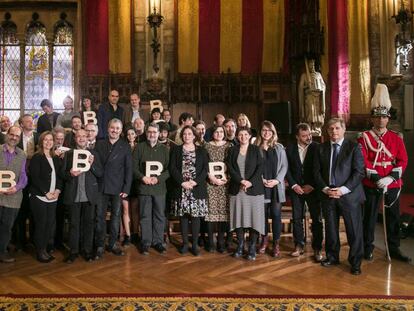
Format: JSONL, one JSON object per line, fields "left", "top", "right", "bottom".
{"left": 392, "top": 0, "right": 413, "bottom": 71}
{"left": 147, "top": 0, "right": 163, "bottom": 73}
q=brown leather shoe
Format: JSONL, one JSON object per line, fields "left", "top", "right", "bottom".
{"left": 290, "top": 245, "right": 304, "bottom": 257}
{"left": 314, "top": 250, "right": 323, "bottom": 262}
{"left": 258, "top": 235, "right": 269, "bottom": 254}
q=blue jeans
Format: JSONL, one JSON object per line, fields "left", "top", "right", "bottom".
{"left": 264, "top": 202, "right": 282, "bottom": 240}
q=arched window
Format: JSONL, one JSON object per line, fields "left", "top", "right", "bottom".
{"left": 0, "top": 12, "right": 75, "bottom": 122}
{"left": 24, "top": 13, "right": 49, "bottom": 115}
{"left": 52, "top": 13, "right": 74, "bottom": 107}
{"left": 0, "top": 13, "right": 20, "bottom": 121}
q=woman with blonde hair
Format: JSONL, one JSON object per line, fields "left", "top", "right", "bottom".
{"left": 255, "top": 121, "right": 288, "bottom": 258}
{"left": 236, "top": 113, "right": 257, "bottom": 137}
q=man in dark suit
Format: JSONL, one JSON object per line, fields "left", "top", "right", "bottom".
{"left": 97, "top": 90, "right": 124, "bottom": 140}
{"left": 61, "top": 129, "right": 103, "bottom": 263}
{"left": 36, "top": 99, "right": 60, "bottom": 134}
{"left": 95, "top": 118, "right": 132, "bottom": 258}
{"left": 63, "top": 115, "right": 83, "bottom": 149}
{"left": 314, "top": 118, "right": 365, "bottom": 275}
{"left": 122, "top": 93, "right": 141, "bottom": 129}
{"left": 286, "top": 123, "right": 323, "bottom": 262}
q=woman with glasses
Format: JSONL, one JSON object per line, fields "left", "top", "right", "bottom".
{"left": 255, "top": 121, "right": 288, "bottom": 258}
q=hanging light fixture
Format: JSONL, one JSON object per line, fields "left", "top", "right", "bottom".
{"left": 147, "top": 0, "right": 163, "bottom": 73}
{"left": 392, "top": 0, "right": 413, "bottom": 71}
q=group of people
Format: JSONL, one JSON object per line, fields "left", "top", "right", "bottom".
{"left": 0, "top": 87, "right": 410, "bottom": 276}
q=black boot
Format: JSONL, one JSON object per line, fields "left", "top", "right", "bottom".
{"left": 233, "top": 228, "right": 244, "bottom": 258}
{"left": 247, "top": 229, "right": 258, "bottom": 261}
{"left": 206, "top": 223, "right": 215, "bottom": 252}
{"left": 390, "top": 249, "right": 412, "bottom": 263}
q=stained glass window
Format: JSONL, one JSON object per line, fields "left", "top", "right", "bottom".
{"left": 24, "top": 13, "right": 49, "bottom": 115}
{"left": 0, "top": 12, "right": 75, "bottom": 122}
{"left": 52, "top": 13, "right": 74, "bottom": 111}
{"left": 0, "top": 13, "right": 20, "bottom": 122}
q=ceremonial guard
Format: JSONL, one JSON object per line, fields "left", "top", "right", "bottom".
{"left": 358, "top": 84, "right": 410, "bottom": 262}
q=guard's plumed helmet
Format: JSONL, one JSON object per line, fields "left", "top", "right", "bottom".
{"left": 371, "top": 83, "right": 391, "bottom": 117}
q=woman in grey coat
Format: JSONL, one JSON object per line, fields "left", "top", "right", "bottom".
{"left": 255, "top": 121, "right": 288, "bottom": 258}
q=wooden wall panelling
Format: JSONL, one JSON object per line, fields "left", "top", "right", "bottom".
{"left": 109, "top": 73, "right": 140, "bottom": 104}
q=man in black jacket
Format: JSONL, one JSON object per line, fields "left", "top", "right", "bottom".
{"left": 314, "top": 118, "right": 365, "bottom": 275}
{"left": 37, "top": 99, "right": 60, "bottom": 134}
{"left": 95, "top": 118, "right": 132, "bottom": 258}
{"left": 97, "top": 90, "right": 124, "bottom": 140}
{"left": 62, "top": 129, "right": 103, "bottom": 263}
{"left": 286, "top": 123, "right": 323, "bottom": 262}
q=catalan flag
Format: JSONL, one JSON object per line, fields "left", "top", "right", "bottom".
{"left": 178, "top": 0, "right": 285, "bottom": 74}
{"left": 85, "top": 0, "right": 131, "bottom": 74}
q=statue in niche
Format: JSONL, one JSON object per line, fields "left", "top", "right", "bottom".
{"left": 395, "top": 37, "right": 412, "bottom": 73}
{"left": 298, "top": 59, "right": 326, "bottom": 136}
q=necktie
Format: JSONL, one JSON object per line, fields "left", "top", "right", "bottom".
{"left": 330, "top": 143, "right": 339, "bottom": 187}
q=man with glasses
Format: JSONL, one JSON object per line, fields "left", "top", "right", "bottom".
{"left": 85, "top": 123, "right": 98, "bottom": 150}
{"left": 133, "top": 123, "right": 170, "bottom": 255}
{"left": 0, "top": 126, "right": 28, "bottom": 263}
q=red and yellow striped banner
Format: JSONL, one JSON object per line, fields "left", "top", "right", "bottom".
{"left": 85, "top": 0, "right": 131, "bottom": 74}
{"left": 178, "top": 0, "right": 285, "bottom": 74}
{"left": 323, "top": 0, "right": 371, "bottom": 118}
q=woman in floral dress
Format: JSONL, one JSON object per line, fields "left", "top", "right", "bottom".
{"left": 170, "top": 126, "right": 209, "bottom": 256}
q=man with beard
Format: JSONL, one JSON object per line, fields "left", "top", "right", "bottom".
{"left": 223, "top": 118, "right": 238, "bottom": 146}
{"left": 0, "top": 126, "right": 28, "bottom": 263}
{"left": 133, "top": 118, "right": 147, "bottom": 143}
{"left": 94, "top": 118, "right": 132, "bottom": 258}
{"left": 286, "top": 123, "right": 323, "bottom": 262}
{"left": 63, "top": 115, "right": 83, "bottom": 148}
{"left": 133, "top": 123, "right": 170, "bottom": 255}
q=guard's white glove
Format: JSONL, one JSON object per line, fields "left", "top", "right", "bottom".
{"left": 377, "top": 176, "right": 394, "bottom": 189}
